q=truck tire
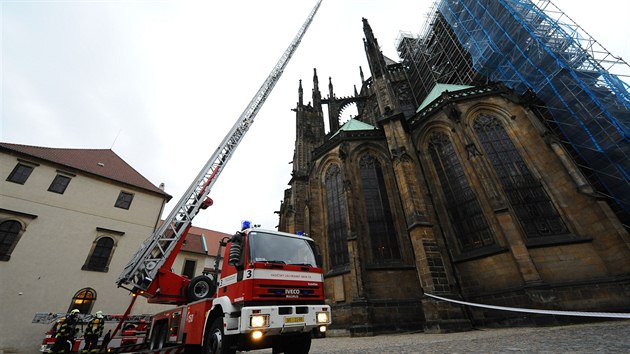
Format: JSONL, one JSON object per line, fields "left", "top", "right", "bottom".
{"left": 187, "top": 275, "right": 215, "bottom": 302}
{"left": 202, "top": 317, "right": 235, "bottom": 354}
{"left": 283, "top": 333, "right": 311, "bottom": 354}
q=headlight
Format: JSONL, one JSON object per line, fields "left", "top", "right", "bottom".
{"left": 250, "top": 314, "right": 269, "bottom": 328}
{"left": 316, "top": 311, "right": 329, "bottom": 324}
{"left": 251, "top": 330, "right": 264, "bottom": 340}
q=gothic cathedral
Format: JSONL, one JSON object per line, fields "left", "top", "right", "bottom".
{"left": 278, "top": 18, "right": 630, "bottom": 335}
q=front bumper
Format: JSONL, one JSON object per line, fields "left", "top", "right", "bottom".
{"left": 237, "top": 304, "right": 331, "bottom": 336}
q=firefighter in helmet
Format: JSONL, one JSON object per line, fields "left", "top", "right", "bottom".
{"left": 81, "top": 311, "right": 104, "bottom": 353}
{"left": 49, "top": 309, "right": 80, "bottom": 353}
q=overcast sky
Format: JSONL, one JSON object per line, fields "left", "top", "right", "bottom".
{"left": 2, "top": 0, "right": 629, "bottom": 235}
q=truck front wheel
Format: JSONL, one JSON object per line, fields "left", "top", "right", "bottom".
{"left": 202, "top": 317, "right": 235, "bottom": 354}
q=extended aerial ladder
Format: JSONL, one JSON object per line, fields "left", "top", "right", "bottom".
{"left": 116, "top": 0, "right": 322, "bottom": 305}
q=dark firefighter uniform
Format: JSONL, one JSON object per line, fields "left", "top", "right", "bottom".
{"left": 81, "top": 311, "right": 104, "bottom": 353}
{"left": 49, "top": 309, "right": 79, "bottom": 353}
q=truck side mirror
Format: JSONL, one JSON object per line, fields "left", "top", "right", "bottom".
{"left": 228, "top": 232, "right": 243, "bottom": 268}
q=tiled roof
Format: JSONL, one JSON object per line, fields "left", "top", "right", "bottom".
{"left": 1, "top": 142, "right": 170, "bottom": 198}
{"left": 176, "top": 223, "right": 232, "bottom": 256}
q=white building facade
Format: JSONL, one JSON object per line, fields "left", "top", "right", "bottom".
{"left": 0, "top": 143, "right": 177, "bottom": 353}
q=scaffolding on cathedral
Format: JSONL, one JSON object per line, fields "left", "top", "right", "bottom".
{"left": 397, "top": 0, "right": 630, "bottom": 220}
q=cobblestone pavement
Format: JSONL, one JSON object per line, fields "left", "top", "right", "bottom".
{"left": 248, "top": 320, "right": 630, "bottom": 353}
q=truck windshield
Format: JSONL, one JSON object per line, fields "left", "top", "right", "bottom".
{"left": 248, "top": 231, "right": 318, "bottom": 267}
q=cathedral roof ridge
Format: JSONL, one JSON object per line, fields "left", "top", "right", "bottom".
{"left": 416, "top": 83, "right": 474, "bottom": 113}
{"left": 330, "top": 118, "right": 377, "bottom": 139}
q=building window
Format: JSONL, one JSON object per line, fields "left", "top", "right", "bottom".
{"left": 48, "top": 174, "right": 71, "bottom": 194}
{"left": 182, "top": 259, "right": 196, "bottom": 279}
{"left": 114, "top": 191, "right": 134, "bottom": 209}
{"left": 0, "top": 220, "right": 23, "bottom": 261}
{"left": 428, "top": 132, "right": 495, "bottom": 252}
{"left": 473, "top": 114, "right": 569, "bottom": 238}
{"left": 358, "top": 154, "right": 400, "bottom": 262}
{"left": 83, "top": 237, "right": 114, "bottom": 272}
{"left": 6, "top": 163, "right": 34, "bottom": 184}
{"left": 69, "top": 288, "right": 96, "bottom": 314}
{"left": 324, "top": 165, "right": 349, "bottom": 269}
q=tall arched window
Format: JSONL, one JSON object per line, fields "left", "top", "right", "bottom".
{"left": 84, "top": 237, "right": 114, "bottom": 272}
{"left": 0, "top": 220, "right": 23, "bottom": 261}
{"left": 69, "top": 288, "right": 96, "bottom": 314}
{"left": 325, "top": 165, "right": 349, "bottom": 269}
{"left": 359, "top": 154, "right": 400, "bottom": 262}
{"left": 428, "top": 132, "right": 495, "bottom": 251}
{"left": 473, "top": 114, "right": 568, "bottom": 238}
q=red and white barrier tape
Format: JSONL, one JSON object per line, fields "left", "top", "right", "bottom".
{"left": 425, "top": 293, "right": 630, "bottom": 318}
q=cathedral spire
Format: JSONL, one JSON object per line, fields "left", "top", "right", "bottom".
{"left": 362, "top": 17, "right": 401, "bottom": 117}
{"left": 298, "top": 79, "right": 303, "bottom": 107}
{"left": 312, "top": 68, "right": 322, "bottom": 110}
{"left": 327, "top": 77, "right": 340, "bottom": 132}
{"left": 362, "top": 17, "right": 387, "bottom": 80}
{"left": 328, "top": 76, "right": 334, "bottom": 99}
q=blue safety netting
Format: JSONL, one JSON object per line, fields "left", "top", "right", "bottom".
{"left": 438, "top": 0, "right": 630, "bottom": 212}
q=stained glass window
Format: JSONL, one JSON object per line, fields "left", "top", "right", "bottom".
{"left": 473, "top": 114, "right": 568, "bottom": 238}
{"left": 359, "top": 154, "right": 400, "bottom": 261}
{"left": 325, "top": 165, "right": 349, "bottom": 268}
{"left": 428, "top": 132, "right": 495, "bottom": 251}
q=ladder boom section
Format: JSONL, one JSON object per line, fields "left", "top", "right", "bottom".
{"left": 116, "top": 0, "right": 322, "bottom": 293}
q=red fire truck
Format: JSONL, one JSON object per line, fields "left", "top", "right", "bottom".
{"left": 108, "top": 1, "right": 329, "bottom": 353}
{"left": 145, "top": 225, "right": 330, "bottom": 353}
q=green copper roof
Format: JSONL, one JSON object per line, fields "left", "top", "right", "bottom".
{"left": 416, "top": 83, "right": 473, "bottom": 112}
{"left": 331, "top": 118, "right": 377, "bottom": 138}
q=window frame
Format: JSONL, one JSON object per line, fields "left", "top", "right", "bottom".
{"left": 114, "top": 191, "right": 134, "bottom": 210}
{"left": 82, "top": 236, "right": 116, "bottom": 272}
{"left": 473, "top": 114, "right": 570, "bottom": 239}
{"left": 358, "top": 154, "right": 401, "bottom": 264}
{"left": 324, "top": 164, "right": 350, "bottom": 271}
{"left": 68, "top": 288, "right": 96, "bottom": 314}
{"left": 6, "top": 163, "right": 35, "bottom": 185}
{"left": 427, "top": 131, "right": 495, "bottom": 252}
{"left": 182, "top": 259, "right": 197, "bottom": 279}
{"left": 0, "top": 220, "right": 24, "bottom": 261}
{"left": 48, "top": 174, "right": 72, "bottom": 194}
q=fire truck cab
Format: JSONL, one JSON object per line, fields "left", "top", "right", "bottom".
{"left": 147, "top": 226, "right": 331, "bottom": 354}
